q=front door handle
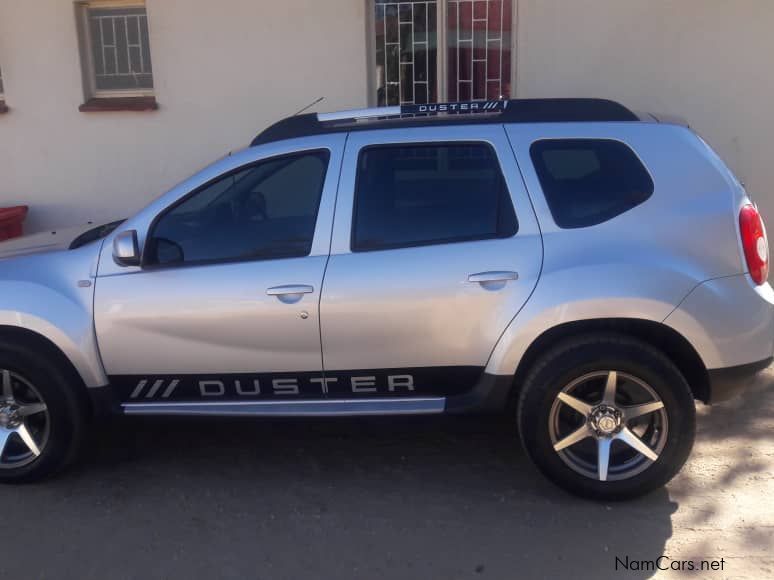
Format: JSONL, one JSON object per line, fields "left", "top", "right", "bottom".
{"left": 467, "top": 271, "right": 519, "bottom": 283}
{"left": 266, "top": 285, "right": 315, "bottom": 296}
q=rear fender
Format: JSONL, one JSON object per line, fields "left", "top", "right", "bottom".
{"left": 484, "top": 262, "right": 699, "bottom": 377}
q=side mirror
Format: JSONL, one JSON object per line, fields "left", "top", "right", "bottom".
{"left": 112, "top": 230, "right": 141, "bottom": 267}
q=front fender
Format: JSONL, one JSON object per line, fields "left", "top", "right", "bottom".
{"left": 0, "top": 245, "right": 107, "bottom": 387}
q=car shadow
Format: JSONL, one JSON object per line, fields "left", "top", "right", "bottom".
{"left": 1, "top": 411, "right": 681, "bottom": 579}
{"left": 667, "top": 369, "right": 774, "bottom": 543}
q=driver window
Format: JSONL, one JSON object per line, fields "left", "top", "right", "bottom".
{"left": 146, "top": 150, "right": 330, "bottom": 266}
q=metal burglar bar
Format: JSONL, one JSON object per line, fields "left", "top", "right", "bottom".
{"left": 89, "top": 6, "right": 153, "bottom": 92}
{"left": 372, "top": 1, "right": 512, "bottom": 106}
{"left": 447, "top": 0, "right": 512, "bottom": 101}
{"left": 375, "top": 0, "right": 438, "bottom": 106}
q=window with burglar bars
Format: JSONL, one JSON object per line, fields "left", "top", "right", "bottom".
{"left": 374, "top": 1, "right": 438, "bottom": 106}
{"left": 447, "top": 0, "right": 512, "bottom": 101}
{"left": 76, "top": 2, "right": 154, "bottom": 97}
{"left": 371, "top": 0, "right": 513, "bottom": 106}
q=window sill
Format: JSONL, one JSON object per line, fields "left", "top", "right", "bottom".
{"left": 0, "top": 102, "right": 8, "bottom": 114}
{"left": 79, "top": 96, "right": 158, "bottom": 112}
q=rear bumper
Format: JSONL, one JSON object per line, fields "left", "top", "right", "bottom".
{"left": 707, "top": 356, "right": 772, "bottom": 404}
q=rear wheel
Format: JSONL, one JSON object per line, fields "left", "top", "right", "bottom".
{"left": 517, "top": 334, "right": 696, "bottom": 500}
{"left": 0, "top": 342, "right": 85, "bottom": 482}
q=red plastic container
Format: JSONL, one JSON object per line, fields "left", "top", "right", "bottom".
{"left": 0, "top": 206, "right": 28, "bottom": 241}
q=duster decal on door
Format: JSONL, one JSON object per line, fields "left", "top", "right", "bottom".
{"left": 110, "top": 367, "right": 484, "bottom": 402}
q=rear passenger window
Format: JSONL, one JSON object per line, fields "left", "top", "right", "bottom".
{"left": 530, "top": 139, "right": 654, "bottom": 229}
{"left": 352, "top": 143, "right": 518, "bottom": 252}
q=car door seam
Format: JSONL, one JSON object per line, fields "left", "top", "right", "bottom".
{"left": 481, "top": 126, "right": 546, "bottom": 372}
{"left": 318, "top": 132, "right": 351, "bottom": 387}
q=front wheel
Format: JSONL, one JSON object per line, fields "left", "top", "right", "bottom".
{"left": 517, "top": 334, "right": 696, "bottom": 500}
{"left": 0, "top": 341, "right": 85, "bottom": 483}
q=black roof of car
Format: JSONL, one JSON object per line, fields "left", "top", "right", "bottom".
{"left": 251, "top": 98, "right": 639, "bottom": 146}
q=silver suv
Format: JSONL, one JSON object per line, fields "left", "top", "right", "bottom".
{"left": 0, "top": 99, "right": 771, "bottom": 499}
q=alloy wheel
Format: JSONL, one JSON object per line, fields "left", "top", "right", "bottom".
{"left": 548, "top": 370, "right": 668, "bottom": 482}
{"left": 0, "top": 370, "right": 50, "bottom": 469}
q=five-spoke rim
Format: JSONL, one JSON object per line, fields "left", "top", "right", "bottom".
{"left": 0, "top": 370, "right": 49, "bottom": 469}
{"left": 548, "top": 371, "right": 668, "bottom": 482}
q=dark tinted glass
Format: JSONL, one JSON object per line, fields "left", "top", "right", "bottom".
{"left": 530, "top": 139, "right": 654, "bottom": 229}
{"left": 147, "top": 151, "right": 329, "bottom": 266}
{"left": 352, "top": 143, "right": 518, "bottom": 252}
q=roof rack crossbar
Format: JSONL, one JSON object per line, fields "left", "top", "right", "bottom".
{"left": 317, "top": 106, "right": 401, "bottom": 122}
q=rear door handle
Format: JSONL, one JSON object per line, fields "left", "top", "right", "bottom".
{"left": 467, "top": 271, "right": 519, "bottom": 283}
{"left": 266, "top": 285, "right": 315, "bottom": 296}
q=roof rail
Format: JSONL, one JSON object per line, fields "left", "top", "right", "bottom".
{"left": 251, "top": 99, "right": 638, "bottom": 146}
{"left": 316, "top": 100, "right": 509, "bottom": 122}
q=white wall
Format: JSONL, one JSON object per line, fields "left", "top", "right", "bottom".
{"left": 1, "top": 0, "right": 773, "bottom": 233}
{"left": 0, "top": 0, "right": 368, "bottom": 233}
{"left": 516, "top": 0, "right": 774, "bottom": 222}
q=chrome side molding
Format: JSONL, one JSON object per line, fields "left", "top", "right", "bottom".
{"left": 121, "top": 397, "right": 446, "bottom": 417}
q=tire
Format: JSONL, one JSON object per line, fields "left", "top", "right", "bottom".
{"left": 0, "top": 340, "right": 86, "bottom": 483}
{"left": 517, "top": 333, "right": 696, "bottom": 500}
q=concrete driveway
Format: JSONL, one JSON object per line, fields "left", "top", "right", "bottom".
{"left": 1, "top": 370, "right": 772, "bottom": 579}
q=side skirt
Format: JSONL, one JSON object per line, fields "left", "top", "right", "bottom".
{"left": 121, "top": 397, "right": 446, "bottom": 417}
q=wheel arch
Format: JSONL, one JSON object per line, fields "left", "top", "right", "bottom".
{"left": 509, "top": 319, "right": 710, "bottom": 406}
{"left": 0, "top": 325, "right": 95, "bottom": 419}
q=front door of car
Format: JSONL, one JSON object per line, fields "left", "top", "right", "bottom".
{"left": 319, "top": 126, "right": 543, "bottom": 399}
{"left": 94, "top": 137, "right": 344, "bottom": 404}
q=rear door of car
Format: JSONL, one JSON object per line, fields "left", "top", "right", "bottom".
{"left": 318, "top": 125, "right": 543, "bottom": 399}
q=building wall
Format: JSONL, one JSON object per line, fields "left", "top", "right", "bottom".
{"left": 516, "top": 0, "right": 774, "bottom": 221}
{"left": 1, "top": 0, "right": 773, "bottom": 233}
{"left": 0, "top": 0, "right": 368, "bottom": 232}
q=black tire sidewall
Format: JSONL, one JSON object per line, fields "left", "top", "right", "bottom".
{"left": 0, "top": 345, "right": 84, "bottom": 482}
{"left": 518, "top": 334, "right": 696, "bottom": 500}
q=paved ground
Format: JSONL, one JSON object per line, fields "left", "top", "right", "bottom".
{"left": 1, "top": 370, "right": 773, "bottom": 580}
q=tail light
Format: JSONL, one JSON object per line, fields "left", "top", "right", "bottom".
{"left": 739, "top": 204, "right": 769, "bottom": 285}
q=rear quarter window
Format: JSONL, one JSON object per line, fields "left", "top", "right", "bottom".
{"left": 530, "top": 139, "right": 654, "bottom": 229}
